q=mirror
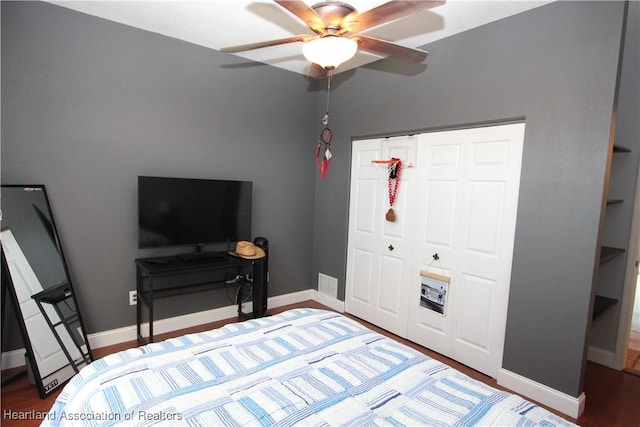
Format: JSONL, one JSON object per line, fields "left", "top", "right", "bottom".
{"left": 1, "top": 185, "right": 92, "bottom": 397}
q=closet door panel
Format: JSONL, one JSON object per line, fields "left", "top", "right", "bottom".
{"left": 378, "top": 253, "right": 406, "bottom": 315}
{"left": 385, "top": 137, "right": 418, "bottom": 168}
{"left": 451, "top": 126, "right": 524, "bottom": 376}
{"left": 346, "top": 137, "right": 416, "bottom": 337}
{"left": 424, "top": 180, "right": 458, "bottom": 248}
{"left": 466, "top": 181, "right": 504, "bottom": 254}
{"left": 346, "top": 144, "right": 381, "bottom": 315}
{"left": 457, "top": 273, "right": 494, "bottom": 349}
{"left": 408, "top": 136, "right": 463, "bottom": 355}
{"left": 346, "top": 138, "right": 384, "bottom": 326}
{"left": 349, "top": 248, "right": 375, "bottom": 305}
{"left": 408, "top": 123, "right": 525, "bottom": 378}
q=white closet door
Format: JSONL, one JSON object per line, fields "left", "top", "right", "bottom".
{"left": 345, "top": 136, "right": 417, "bottom": 337}
{"left": 407, "top": 123, "right": 525, "bottom": 377}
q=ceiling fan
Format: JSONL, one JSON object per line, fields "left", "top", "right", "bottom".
{"left": 221, "top": 0, "right": 446, "bottom": 79}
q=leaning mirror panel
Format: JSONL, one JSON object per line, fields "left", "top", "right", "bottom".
{"left": 1, "top": 185, "right": 92, "bottom": 397}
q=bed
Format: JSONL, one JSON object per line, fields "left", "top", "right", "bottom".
{"left": 41, "top": 308, "right": 576, "bottom": 426}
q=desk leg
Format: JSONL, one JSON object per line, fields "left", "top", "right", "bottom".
{"left": 136, "top": 267, "right": 155, "bottom": 344}
{"left": 136, "top": 266, "right": 143, "bottom": 344}
{"left": 252, "top": 258, "right": 267, "bottom": 318}
{"left": 149, "top": 276, "right": 154, "bottom": 343}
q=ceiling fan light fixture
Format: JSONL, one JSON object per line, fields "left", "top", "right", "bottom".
{"left": 302, "top": 35, "right": 358, "bottom": 70}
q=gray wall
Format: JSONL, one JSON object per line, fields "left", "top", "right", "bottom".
{"left": 310, "top": 1, "right": 627, "bottom": 398}
{"left": 1, "top": 1, "right": 318, "bottom": 336}
{"left": 2, "top": 0, "right": 636, "bottom": 403}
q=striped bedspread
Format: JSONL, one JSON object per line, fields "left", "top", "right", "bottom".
{"left": 41, "top": 308, "right": 575, "bottom": 426}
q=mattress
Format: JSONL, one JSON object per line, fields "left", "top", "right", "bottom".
{"left": 41, "top": 308, "right": 576, "bottom": 426}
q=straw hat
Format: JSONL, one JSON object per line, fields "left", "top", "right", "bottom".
{"left": 229, "top": 241, "right": 265, "bottom": 259}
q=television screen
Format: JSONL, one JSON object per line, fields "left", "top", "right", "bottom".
{"left": 138, "top": 176, "right": 252, "bottom": 251}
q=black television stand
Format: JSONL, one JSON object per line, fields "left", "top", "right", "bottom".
{"left": 174, "top": 243, "right": 229, "bottom": 262}
{"left": 176, "top": 251, "right": 227, "bottom": 262}
{"left": 135, "top": 250, "right": 268, "bottom": 345}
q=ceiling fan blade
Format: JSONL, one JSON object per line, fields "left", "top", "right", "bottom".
{"left": 345, "top": 0, "right": 445, "bottom": 33}
{"left": 353, "top": 34, "right": 428, "bottom": 64}
{"left": 275, "top": 0, "right": 325, "bottom": 34}
{"left": 221, "top": 35, "right": 312, "bottom": 53}
{"left": 307, "top": 63, "right": 330, "bottom": 80}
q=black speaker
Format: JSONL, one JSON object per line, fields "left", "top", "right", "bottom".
{"left": 252, "top": 237, "right": 268, "bottom": 317}
{"left": 254, "top": 236, "right": 268, "bottom": 251}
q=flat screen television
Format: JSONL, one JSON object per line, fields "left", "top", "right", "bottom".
{"left": 138, "top": 176, "right": 252, "bottom": 259}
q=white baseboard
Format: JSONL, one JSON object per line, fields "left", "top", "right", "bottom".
{"left": 88, "top": 303, "right": 245, "bottom": 349}
{"left": 1, "top": 348, "right": 27, "bottom": 371}
{"left": 87, "top": 290, "right": 318, "bottom": 349}
{"left": 587, "top": 344, "right": 616, "bottom": 369}
{"left": 309, "top": 289, "right": 345, "bottom": 313}
{"left": 497, "top": 368, "right": 585, "bottom": 419}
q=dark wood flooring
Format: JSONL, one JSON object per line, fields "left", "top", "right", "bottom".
{"left": 2, "top": 300, "right": 639, "bottom": 426}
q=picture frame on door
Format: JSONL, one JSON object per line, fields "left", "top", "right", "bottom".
{"left": 419, "top": 270, "right": 450, "bottom": 316}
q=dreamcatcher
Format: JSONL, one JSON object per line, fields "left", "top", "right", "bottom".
{"left": 316, "top": 73, "right": 333, "bottom": 180}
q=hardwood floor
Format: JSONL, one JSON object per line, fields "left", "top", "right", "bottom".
{"left": 2, "top": 300, "right": 639, "bottom": 426}
{"left": 626, "top": 332, "right": 640, "bottom": 377}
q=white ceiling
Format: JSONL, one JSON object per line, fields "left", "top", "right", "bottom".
{"left": 48, "top": 0, "right": 554, "bottom": 76}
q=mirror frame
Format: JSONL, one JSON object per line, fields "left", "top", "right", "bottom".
{"left": 1, "top": 184, "right": 93, "bottom": 398}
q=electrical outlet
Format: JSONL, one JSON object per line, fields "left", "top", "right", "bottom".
{"left": 129, "top": 290, "right": 137, "bottom": 306}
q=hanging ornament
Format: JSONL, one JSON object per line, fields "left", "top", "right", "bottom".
{"left": 315, "top": 72, "right": 334, "bottom": 180}
{"left": 386, "top": 158, "right": 401, "bottom": 222}
{"left": 316, "top": 125, "right": 332, "bottom": 180}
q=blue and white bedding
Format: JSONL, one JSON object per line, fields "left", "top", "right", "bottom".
{"left": 42, "top": 308, "right": 575, "bottom": 426}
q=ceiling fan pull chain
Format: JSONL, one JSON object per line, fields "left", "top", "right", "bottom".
{"left": 325, "top": 71, "right": 332, "bottom": 122}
